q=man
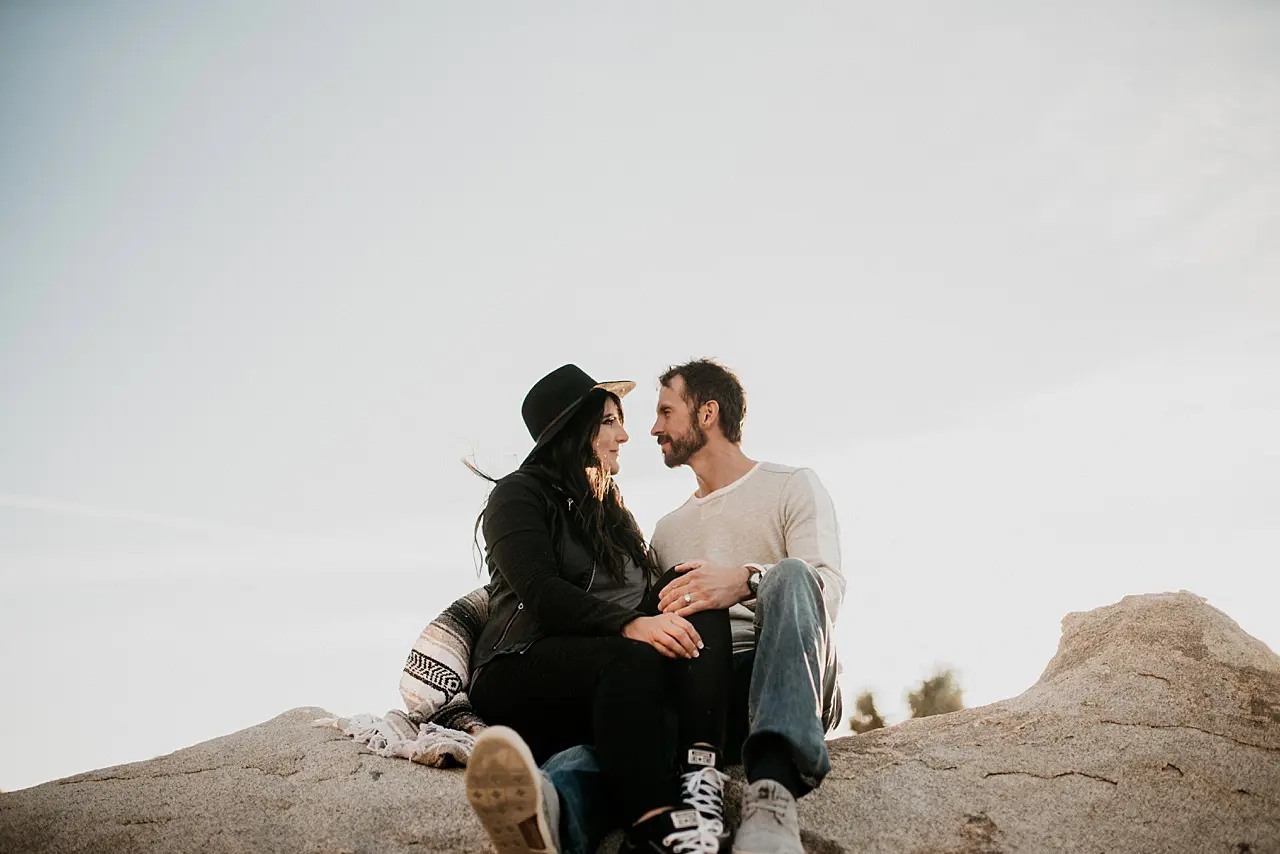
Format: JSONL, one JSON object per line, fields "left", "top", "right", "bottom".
{"left": 647, "top": 358, "right": 844, "bottom": 854}
{"left": 468, "top": 359, "right": 844, "bottom": 854}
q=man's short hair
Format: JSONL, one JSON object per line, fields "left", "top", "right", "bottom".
{"left": 659, "top": 359, "right": 747, "bottom": 444}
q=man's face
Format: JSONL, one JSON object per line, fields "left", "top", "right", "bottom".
{"left": 651, "top": 377, "right": 707, "bottom": 468}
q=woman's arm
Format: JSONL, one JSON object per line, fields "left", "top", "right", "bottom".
{"left": 483, "top": 478, "right": 641, "bottom": 636}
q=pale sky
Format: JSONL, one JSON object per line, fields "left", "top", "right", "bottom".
{"left": 2, "top": 1, "right": 1277, "bottom": 792}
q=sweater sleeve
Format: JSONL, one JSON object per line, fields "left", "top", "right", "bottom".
{"left": 483, "top": 478, "right": 642, "bottom": 636}
{"left": 767, "top": 468, "right": 846, "bottom": 623}
{"left": 649, "top": 517, "right": 671, "bottom": 572}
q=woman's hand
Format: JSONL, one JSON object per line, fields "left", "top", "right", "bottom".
{"left": 621, "top": 614, "right": 704, "bottom": 659}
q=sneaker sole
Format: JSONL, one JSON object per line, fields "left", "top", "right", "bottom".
{"left": 465, "top": 726, "right": 557, "bottom": 854}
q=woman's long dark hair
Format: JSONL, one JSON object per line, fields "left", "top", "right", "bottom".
{"left": 468, "top": 390, "right": 658, "bottom": 584}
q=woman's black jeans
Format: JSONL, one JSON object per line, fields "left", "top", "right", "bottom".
{"left": 470, "top": 569, "right": 732, "bottom": 821}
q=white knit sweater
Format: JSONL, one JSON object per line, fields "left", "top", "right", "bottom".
{"left": 651, "top": 461, "right": 845, "bottom": 653}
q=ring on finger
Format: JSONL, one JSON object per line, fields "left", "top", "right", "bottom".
{"left": 683, "top": 593, "right": 693, "bottom": 603}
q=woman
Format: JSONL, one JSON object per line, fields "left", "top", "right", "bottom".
{"left": 463, "top": 364, "right": 731, "bottom": 854}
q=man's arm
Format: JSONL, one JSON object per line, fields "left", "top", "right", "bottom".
{"left": 653, "top": 513, "right": 753, "bottom": 615}
{"left": 771, "top": 467, "right": 845, "bottom": 622}
{"left": 657, "top": 468, "right": 845, "bottom": 620}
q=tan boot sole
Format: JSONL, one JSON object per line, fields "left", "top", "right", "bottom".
{"left": 465, "top": 726, "right": 557, "bottom": 854}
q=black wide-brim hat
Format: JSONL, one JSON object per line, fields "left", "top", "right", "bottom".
{"left": 522, "top": 364, "right": 635, "bottom": 462}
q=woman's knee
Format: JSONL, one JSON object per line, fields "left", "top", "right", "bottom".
{"left": 654, "top": 567, "right": 684, "bottom": 595}
{"left": 685, "top": 603, "right": 731, "bottom": 635}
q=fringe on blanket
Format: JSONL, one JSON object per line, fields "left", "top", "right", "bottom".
{"left": 314, "top": 702, "right": 479, "bottom": 768}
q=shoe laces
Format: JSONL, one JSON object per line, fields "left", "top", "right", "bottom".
{"left": 679, "top": 767, "right": 727, "bottom": 832}
{"left": 680, "top": 767, "right": 727, "bottom": 815}
{"left": 662, "top": 822, "right": 721, "bottom": 854}
{"left": 742, "top": 786, "right": 792, "bottom": 826}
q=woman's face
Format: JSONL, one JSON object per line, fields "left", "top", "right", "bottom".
{"left": 593, "top": 397, "right": 629, "bottom": 475}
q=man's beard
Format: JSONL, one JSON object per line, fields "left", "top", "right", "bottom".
{"left": 660, "top": 421, "right": 707, "bottom": 468}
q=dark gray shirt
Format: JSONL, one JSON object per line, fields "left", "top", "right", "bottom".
{"left": 588, "top": 557, "right": 648, "bottom": 610}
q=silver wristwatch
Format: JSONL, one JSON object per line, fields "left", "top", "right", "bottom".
{"left": 746, "top": 566, "right": 763, "bottom": 597}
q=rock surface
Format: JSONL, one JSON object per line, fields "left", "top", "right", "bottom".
{"left": 2, "top": 591, "right": 1278, "bottom": 853}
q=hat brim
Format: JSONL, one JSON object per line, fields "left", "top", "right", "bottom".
{"left": 523, "top": 380, "right": 635, "bottom": 463}
{"left": 593, "top": 380, "right": 636, "bottom": 399}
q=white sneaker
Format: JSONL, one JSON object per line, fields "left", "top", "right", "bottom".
{"left": 465, "top": 726, "right": 561, "bottom": 853}
{"left": 731, "top": 780, "right": 802, "bottom": 854}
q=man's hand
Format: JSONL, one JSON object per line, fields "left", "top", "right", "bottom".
{"left": 622, "top": 614, "right": 704, "bottom": 658}
{"left": 658, "top": 560, "right": 752, "bottom": 617}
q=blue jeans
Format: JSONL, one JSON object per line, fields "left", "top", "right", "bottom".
{"left": 545, "top": 558, "right": 841, "bottom": 853}
{"left": 541, "top": 745, "right": 618, "bottom": 854}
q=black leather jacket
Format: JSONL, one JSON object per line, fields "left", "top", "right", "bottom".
{"left": 471, "top": 469, "right": 643, "bottom": 673}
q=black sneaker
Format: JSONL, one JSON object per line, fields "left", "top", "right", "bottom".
{"left": 622, "top": 807, "right": 720, "bottom": 854}
{"left": 679, "top": 747, "right": 729, "bottom": 850}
